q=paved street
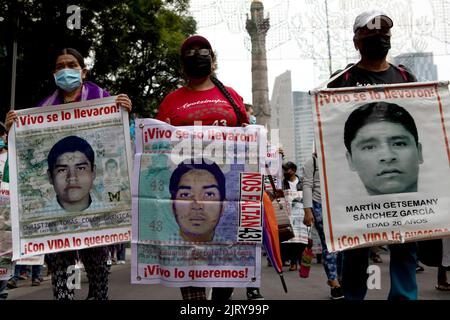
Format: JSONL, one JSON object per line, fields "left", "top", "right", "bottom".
{"left": 6, "top": 249, "right": 450, "bottom": 300}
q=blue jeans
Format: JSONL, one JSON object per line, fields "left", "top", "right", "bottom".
{"left": 342, "top": 242, "right": 417, "bottom": 300}
{"left": 312, "top": 201, "right": 339, "bottom": 281}
{"left": 116, "top": 244, "right": 126, "bottom": 261}
{"left": 13, "top": 264, "right": 42, "bottom": 281}
{"left": 0, "top": 280, "right": 7, "bottom": 300}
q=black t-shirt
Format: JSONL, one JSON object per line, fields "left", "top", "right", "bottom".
{"left": 328, "top": 64, "right": 417, "bottom": 88}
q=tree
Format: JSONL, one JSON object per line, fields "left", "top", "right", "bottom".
{"left": 0, "top": 0, "right": 196, "bottom": 120}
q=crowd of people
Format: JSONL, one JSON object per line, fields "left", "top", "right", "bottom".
{"left": 1, "top": 9, "right": 449, "bottom": 301}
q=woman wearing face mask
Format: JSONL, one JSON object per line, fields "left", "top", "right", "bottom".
{"left": 156, "top": 35, "right": 262, "bottom": 301}
{"left": 245, "top": 104, "right": 257, "bottom": 125}
{"left": 156, "top": 35, "right": 248, "bottom": 128}
{"left": 6, "top": 48, "right": 131, "bottom": 129}
{"left": 4, "top": 48, "right": 132, "bottom": 300}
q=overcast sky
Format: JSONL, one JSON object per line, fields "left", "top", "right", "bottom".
{"left": 189, "top": 0, "right": 450, "bottom": 103}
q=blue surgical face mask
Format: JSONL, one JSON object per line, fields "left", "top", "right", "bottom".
{"left": 249, "top": 115, "right": 257, "bottom": 125}
{"left": 0, "top": 139, "right": 6, "bottom": 149}
{"left": 54, "top": 68, "right": 82, "bottom": 92}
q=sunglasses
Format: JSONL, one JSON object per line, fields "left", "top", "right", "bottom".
{"left": 184, "top": 48, "right": 211, "bottom": 57}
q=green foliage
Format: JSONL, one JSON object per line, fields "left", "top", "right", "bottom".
{"left": 0, "top": 0, "right": 196, "bottom": 119}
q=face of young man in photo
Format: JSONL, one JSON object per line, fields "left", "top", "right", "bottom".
{"left": 346, "top": 121, "right": 423, "bottom": 195}
{"left": 173, "top": 169, "right": 223, "bottom": 242}
{"left": 105, "top": 161, "right": 118, "bottom": 177}
{"left": 49, "top": 151, "right": 96, "bottom": 211}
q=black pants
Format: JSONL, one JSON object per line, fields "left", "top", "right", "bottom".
{"left": 180, "top": 287, "right": 234, "bottom": 300}
{"left": 48, "top": 246, "right": 109, "bottom": 300}
{"left": 285, "top": 243, "right": 307, "bottom": 265}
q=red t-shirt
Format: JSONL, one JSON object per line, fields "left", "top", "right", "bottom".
{"left": 156, "top": 86, "right": 249, "bottom": 127}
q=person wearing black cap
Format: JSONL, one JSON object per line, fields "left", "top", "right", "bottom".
{"left": 328, "top": 10, "right": 416, "bottom": 88}
{"left": 327, "top": 11, "right": 418, "bottom": 300}
{"left": 156, "top": 35, "right": 262, "bottom": 301}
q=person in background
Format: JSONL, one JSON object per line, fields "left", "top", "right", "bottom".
{"left": 281, "top": 161, "right": 306, "bottom": 271}
{"left": 302, "top": 153, "right": 344, "bottom": 299}
{"left": 245, "top": 104, "right": 257, "bottom": 125}
{"left": 0, "top": 123, "right": 43, "bottom": 289}
{"left": 0, "top": 123, "right": 7, "bottom": 182}
{"left": 7, "top": 264, "right": 42, "bottom": 288}
{"left": 0, "top": 123, "right": 9, "bottom": 299}
{"left": 115, "top": 243, "right": 126, "bottom": 264}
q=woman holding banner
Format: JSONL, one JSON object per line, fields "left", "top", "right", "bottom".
{"left": 156, "top": 35, "right": 266, "bottom": 300}
{"left": 5, "top": 48, "right": 132, "bottom": 300}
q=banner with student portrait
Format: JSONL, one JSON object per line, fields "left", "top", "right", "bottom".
{"left": 0, "top": 183, "right": 12, "bottom": 280}
{"left": 283, "top": 190, "right": 309, "bottom": 244}
{"left": 132, "top": 119, "right": 267, "bottom": 287}
{"left": 264, "top": 145, "right": 282, "bottom": 191}
{"left": 9, "top": 97, "right": 133, "bottom": 260}
{"left": 311, "top": 82, "right": 450, "bottom": 252}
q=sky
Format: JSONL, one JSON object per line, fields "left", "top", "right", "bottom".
{"left": 189, "top": 0, "right": 450, "bottom": 104}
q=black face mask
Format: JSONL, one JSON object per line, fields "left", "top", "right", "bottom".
{"left": 183, "top": 54, "right": 212, "bottom": 79}
{"left": 360, "top": 34, "right": 391, "bottom": 60}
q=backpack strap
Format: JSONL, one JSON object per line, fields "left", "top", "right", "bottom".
{"left": 312, "top": 155, "right": 317, "bottom": 178}
{"left": 343, "top": 63, "right": 355, "bottom": 81}
{"left": 396, "top": 65, "right": 409, "bottom": 81}
{"left": 393, "top": 64, "right": 416, "bottom": 82}
{"left": 344, "top": 71, "right": 350, "bottom": 81}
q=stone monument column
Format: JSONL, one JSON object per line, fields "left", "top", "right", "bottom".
{"left": 246, "top": 0, "right": 271, "bottom": 129}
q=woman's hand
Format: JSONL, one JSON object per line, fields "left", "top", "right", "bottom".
{"left": 303, "top": 208, "right": 314, "bottom": 226}
{"left": 5, "top": 110, "right": 18, "bottom": 132}
{"left": 278, "top": 147, "right": 285, "bottom": 159}
{"left": 116, "top": 94, "right": 132, "bottom": 112}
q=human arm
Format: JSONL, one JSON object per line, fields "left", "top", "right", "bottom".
{"left": 301, "top": 157, "right": 315, "bottom": 225}
{"left": 5, "top": 111, "right": 18, "bottom": 132}
{"left": 115, "top": 94, "right": 132, "bottom": 113}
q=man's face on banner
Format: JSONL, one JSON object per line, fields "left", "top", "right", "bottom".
{"left": 48, "top": 151, "right": 96, "bottom": 210}
{"left": 346, "top": 121, "right": 423, "bottom": 195}
{"left": 173, "top": 169, "right": 224, "bottom": 242}
{"left": 105, "top": 161, "right": 118, "bottom": 177}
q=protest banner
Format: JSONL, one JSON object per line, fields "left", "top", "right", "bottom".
{"left": 264, "top": 145, "right": 282, "bottom": 191}
{"left": 16, "top": 255, "right": 45, "bottom": 266}
{"left": 283, "top": 190, "right": 308, "bottom": 244}
{"left": 0, "top": 183, "right": 12, "bottom": 280}
{"left": 132, "top": 119, "right": 267, "bottom": 287}
{"left": 9, "top": 97, "right": 133, "bottom": 260}
{"left": 311, "top": 82, "right": 450, "bottom": 252}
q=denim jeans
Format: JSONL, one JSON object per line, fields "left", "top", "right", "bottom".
{"left": 312, "top": 201, "right": 339, "bottom": 281}
{"left": 116, "top": 244, "right": 126, "bottom": 261}
{"left": 342, "top": 242, "right": 417, "bottom": 300}
{"left": 13, "top": 264, "right": 42, "bottom": 281}
{"left": 0, "top": 280, "right": 8, "bottom": 300}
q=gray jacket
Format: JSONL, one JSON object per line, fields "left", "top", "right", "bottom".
{"left": 301, "top": 155, "right": 321, "bottom": 208}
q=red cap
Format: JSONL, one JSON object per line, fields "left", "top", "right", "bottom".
{"left": 180, "top": 35, "right": 213, "bottom": 55}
